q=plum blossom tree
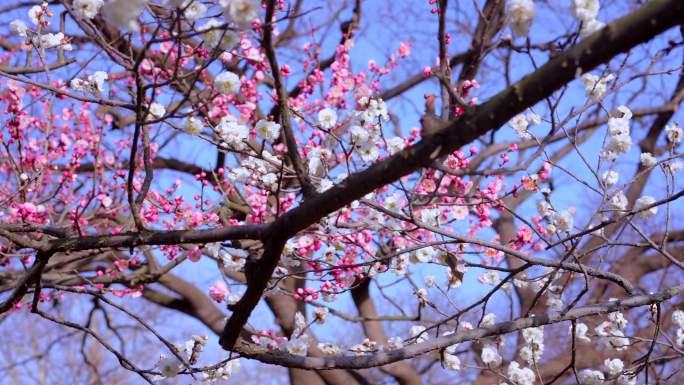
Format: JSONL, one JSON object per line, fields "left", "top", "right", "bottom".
{"left": 1, "top": 0, "right": 684, "bottom": 384}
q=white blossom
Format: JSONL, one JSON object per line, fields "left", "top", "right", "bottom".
{"left": 222, "top": 0, "right": 260, "bottom": 28}
{"left": 182, "top": 0, "right": 206, "bottom": 22}
{"left": 444, "top": 352, "right": 461, "bottom": 370}
{"left": 507, "top": 0, "right": 536, "bottom": 37}
{"left": 552, "top": 210, "right": 574, "bottom": 233}
{"left": 10, "top": 20, "right": 28, "bottom": 37}
{"left": 200, "top": 19, "right": 239, "bottom": 50}
{"left": 570, "top": 322, "right": 592, "bottom": 342}
{"left": 508, "top": 114, "right": 531, "bottom": 139}
{"left": 571, "top": 0, "right": 600, "bottom": 22}
{"left": 579, "top": 18, "right": 605, "bottom": 38}
{"left": 479, "top": 270, "right": 501, "bottom": 286}
{"left": 284, "top": 338, "right": 308, "bottom": 356}
{"left": 412, "top": 246, "right": 436, "bottom": 263}
{"left": 74, "top": 0, "right": 104, "bottom": 19}
{"left": 409, "top": 325, "right": 428, "bottom": 343}
{"left": 608, "top": 311, "right": 628, "bottom": 329}
{"left": 387, "top": 137, "right": 405, "bottom": 154}
{"left": 581, "top": 73, "right": 614, "bottom": 99}
{"left": 536, "top": 200, "right": 553, "bottom": 217}
{"left": 255, "top": 119, "right": 281, "bottom": 142}
{"left": 220, "top": 247, "right": 248, "bottom": 272}
{"left": 184, "top": 116, "right": 204, "bottom": 135}
{"left": 148, "top": 102, "right": 166, "bottom": 120}
{"left": 617, "top": 374, "right": 637, "bottom": 385}
{"left": 673, "top": 310, "right": 684, "bottom": 329}
{"left": 665, "top": 122, "right": 682, "bottom": 144}
{"left": 481, "top": 344, "right": 502, "bottom": 367}
{"left": 601, "top": 170, "right": 619, "bottom": 188}
{"left": 318, "top": 342, "right": 341, "bottom": 355}
{"left": 215, "top": 115, "right": 249, "bottom": 149}
{"left": 604, "top": 358, "right": 624, "bottom": 376}
{"left": 40, "top": 33, "right": 73, "bottom": 50}
{"left": 634, "top": 195, "right": 657, "bottom": 218}
{"left": 350, "top": 125, "right": 370, "bottom": 144}
{"left": 609, "top": 191, "right": 628, "bottom": 211}
{"left": 640, "top": 152, "right": 657, "bottom": 167}
{"left": 202, "top": 359, "right": 240, "bottom": 383}
{"left": 668, "top": 160, "right": 683, "bottom": 174}
{"left": 481, "top": 313, "right": 496, "bottom": 328}
{"left": 318, "top": 178, "right": 333, "bottom": 193}
{"left": 579, "top": 369, "right": 604, "bottom": 385}
{"left": 318, "top": 108, "right": 337, "bottom": 129}
{"left": 158, "top": 355, "right": 182, "bottom": 378}
{"left": 103, "top": 0, "right": 147, "bottom": 31}
{"left": 215, "top": 71, "right": 241, "bottom": 95}
{"left": 28, "top": 5, "right": 43, "bottom": 25}
{"left": 386, "top": 336, "right": 404, "bottom": 350}
{"left": 507, "top": 361, "right": 536, "bottom": 385}
{"left": 358, "top": 142, "right": 380, "bottom": 163}
{"left": 307, "top": 147, "right": 329, "bottom": 175}
{"left": 88, "top": 71, "right": 108, "bottom": 93}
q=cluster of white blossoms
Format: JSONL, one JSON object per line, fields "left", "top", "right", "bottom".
{"left": 481, "top": 343, "right": 503, "bottom": 367}
{"left": 640, "top": 152, "right": 657, "bottom": 167}
{"left": 536, "top": 199, "right": 574, "bottom": 234}
{"left": 506, "top": 361, "right": 536, "bottom": 385}
{"left": 73, "top": 0, "right": 104, "bottom": 19}
{"left": 438, "top": 331, "right": 462, "bottom": 371}
{"left": 156, "top": 334, "right": 239, "bottom": 382}
{"left": 571, "top": 0, "right": 605, "bottom": 38}
{"left": 579, "top": 358, "right": 635, "bottom": 385}
{"left": 581, "top": 72, "right": 614, "bottom": 99}
{"left": 594, "top": 309, "right": 630, "bottom": 351}
{"left": 579, "top": 369, "right": 604, "bottom": 385}
{"left": 70, "top": 71, "right": 108, "bottom": 95}
{"left": 283, "top": 313, "right": 310, "bottom": 356}
{"left": 215, "top": 71, "right": 242, "bottom": 95}
{"left": 99, "top": 0, "right": 258, "bottom": 31}
{"left": 506, "top": 0, "right": 536, "bottom": 37}
{"left": 39, "top": 32, "right": 73, "bottom": 50}
{"left": 347, "top": 97, "right": 394, "bottom": 163}
{"left": 214, "top": 115, "right": 249, "bottom": 149}
{"left": 602, "top": 105, "right": 633, "bottom": 161}
{"left": 508, "top": 111, "right": 541, "bottom": 140}
{"left": 519, "top": 326, "right": 544, "bottom": 365}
